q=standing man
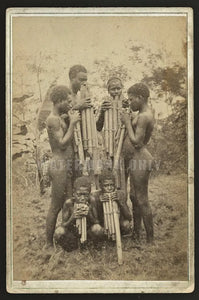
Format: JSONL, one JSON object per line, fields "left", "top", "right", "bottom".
{"left": 96, "top": 77, "right": 127, "bottom": 131}
{"left": 44, "top": 85, "right": 80, "bottom": 254}
{"left": 68, "top": 65, "right": 92, "bottom": 110}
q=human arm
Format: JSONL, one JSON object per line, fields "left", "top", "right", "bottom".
{"left": 112, "top": 191, "right": 132, "bottom": 221}
{"left": 46, "top": 111, "right": 80, "bottom": 150}
{"left": 61, "top": 199, "right": 76, "bottom": 228}
{"left": 88, "top": 194, "right": 101, "bottom": 224}
{"left": 72, "top": 97, "right": 92, "bottom": 111}
{"left": 120, "top": 112, "right": 148, "bottom": 148}
{"left": 96, "top": 100, "right": 112, "bottom": 131}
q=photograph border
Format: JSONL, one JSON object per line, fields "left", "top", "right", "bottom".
{"left": 6, "top": 6, "right": 194, "bottom": 293}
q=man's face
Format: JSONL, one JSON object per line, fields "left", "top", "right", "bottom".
{"left": 57, "top": 92, "right": 72, "bottom": 113}
{"left": 74, "top": 186, "right": 90, "bottom": 204}
{"left": 128, "top": 93, "right": 141, "bottom": 111}
{"left": 102, "top": 179, "right": 115, "bottom": 193}
{"left": 108, "top": 80, "right": 122, "bottom": 98}
{"left": 71, "top": 72, "right": 88, "bottom": 93}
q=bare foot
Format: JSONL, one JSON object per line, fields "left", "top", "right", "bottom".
{"left": 42, "top": 244, "right": 54, "bottom": 262}
{"left": 132, "top": 230, "right": 140, "bottom": 243}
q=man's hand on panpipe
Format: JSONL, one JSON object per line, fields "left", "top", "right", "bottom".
{"left": 74, "top": 203, "right": 89, "bottom": 218}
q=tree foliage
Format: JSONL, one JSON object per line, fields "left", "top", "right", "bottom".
{"left": 142, "top": 65, "right": 186, "bottom": 98}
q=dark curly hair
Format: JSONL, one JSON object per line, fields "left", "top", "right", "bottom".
{"left": 127, "top": 83, "right": 150, "bottom": 100}
{"left": 69, "top": 65, "right": 87, "bottom": 80}
{"left": 49, "top": 85, "right": 71, "bottom": 104}
{"left": 107, "top": 77, "right": 123, "bottom": 89}
{"left": 74, "top": 176, "right": 91, "bottom": 192}
{"left": 99, "top": 170, "right": 115, "bottom": 186}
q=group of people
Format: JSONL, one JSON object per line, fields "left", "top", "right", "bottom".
{"left": 43, "top": 64, "right": 155, "bottom": 256}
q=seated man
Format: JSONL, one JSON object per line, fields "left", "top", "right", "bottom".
{"left": 54, "top": 176, "right": 104, "bottom": 251}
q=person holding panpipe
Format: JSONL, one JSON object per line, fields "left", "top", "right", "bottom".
{"left": 96, "top": 77, "right": 129, "bottom": 191}
{"left": 78, "top": 83, "right": 101, "bottom": 189}
{"left": 44, "top": 85, "right": 81, "bottom": 256}
{"left": 68, "top": 65, "right": 92, "bottom": 111}
{"left": 90, "top": 170, "right": 132, "bottom": 264}
{"left": 68, "top": 65, "right": 101, "bottom": 185}
{"left": 97, "top": 171, "right": 131, "bottom": 264}
{"left": 96, "top": 76, "right": 128, "bottom": 133}
{"left": 54, "top": 176, "right": 104, "bottom": 251}
{"left": 120, "top": 83, "right": 155, "bottom": 244}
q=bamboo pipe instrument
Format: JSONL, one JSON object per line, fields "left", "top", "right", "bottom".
{"left": 90, "top": 107, "right": 99, "bottom": 175}
{"left": 113, "top": 125, "right": 125, "bottom": 171}
{"left": 76, "top": 218, "right": 82, "bottom": 235}
{"left": 81, "top": 110, "right": 88, "bottom": 150}
{"left": 80, "top": 216, "right": 87, "bottom": 244}
{"left": 104, "top": 109, "right": 109, "bottom": 153}
{"left": 86, "top": 108, "right": 93, "bottom": 155}
{"left": 102, "top": 202, "right": 109, "bottom": 233}
{"left": 115, "top": 172, "right": 121, "bottom": 190}
{"left": 108, "top": 108, "right": 113, "bottom": 157}
{"left": 74, "top": 122, "right": 85, "bottom": 166}
{"left": 112, "top": 200, "right": 123, "bottom": 265}
{"left": 105, "top": 199, "right": 112, "bottom": 236}
{"left": 80, "top": 84, "right": 89, "bottom": 152}
{"left": 117, "top": 96, "right": 122, "bottom": 127}
{"left": 112, "top": 100, "right": 118, "bottom": 152}
{"left": 108, "top": 194, "right": 115, "bottom": 240}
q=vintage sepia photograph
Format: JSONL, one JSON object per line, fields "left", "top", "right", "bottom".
{"left": 6, "top": 7, "right": 194, "bottom": 293}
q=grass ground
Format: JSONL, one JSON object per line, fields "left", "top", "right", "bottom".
{"left": 12, "top": 160, "right": 188, "bottom": 281}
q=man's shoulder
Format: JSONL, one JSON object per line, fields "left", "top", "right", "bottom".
{"left": 90, "top": 190, "right": 101, "bottom": 200}
{"left": 63, "top": 198, "right": 74, "bottom": 208}
{"left": 138, "top": 110, "right": 154, "bottom": 124}
{"left": 46, "top": 114, "right": 61, "bottom": 129}
{"left": 116, "top": 190, "right": 125, "bottom": 199}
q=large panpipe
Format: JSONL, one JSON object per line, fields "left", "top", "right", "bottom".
{"left": 104, "top": 95, "right": 122, "bottom": 158}
{"left": 74, "top": 84, "right": 100, "bottom": 180}
{"left": 80, "top": 84, "right": 100, "bottom": 176}
{"left": 100, "top": 191, "right": 123, "bottom": 265}
{"left": 104, "top": 95, "right": 127, "bottom": 190}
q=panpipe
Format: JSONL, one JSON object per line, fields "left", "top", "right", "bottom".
{"left": 74, "top": 122, "right": 85, "bottom": 167}
{"left": 113, "top": 124, "right": 125, "bottom": 171}
{"left": 104, "top": 95, "right": 122, "bottom": 158}
{"left": 75, "top": 203, "right": 88, "bottom": 244}
{"left": 100, "top": 192, "right": 123, "bottom": 265}
{"left": 104, "top": 95, "right": 127, "bottom": 190}
{"left": 80, "top": 84, "right": 100, "bottom": 176}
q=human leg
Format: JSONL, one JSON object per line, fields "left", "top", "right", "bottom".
{"left": 54, "top": 226, "right": 78, "bottom": 251}
{"left": 130, "top": 169, "right": 153, "bottom": 243}
{"left": 129, "top": 173, "right": 142, "bottom": 241}
{"left": 46, "top": 164, "right": 67, "bottom": 248}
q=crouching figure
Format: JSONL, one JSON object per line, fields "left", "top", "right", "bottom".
{"left": 54, "top": 176, "right": 104, "bottom": 251}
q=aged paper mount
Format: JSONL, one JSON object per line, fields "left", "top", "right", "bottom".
{"left": 6, "top": 7, "right": 194, "bottom": 293}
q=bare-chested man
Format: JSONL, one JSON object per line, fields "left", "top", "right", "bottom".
{"left": 44, "top": 85, "right": 81, "bottom": 253}
{"left": 68, "top": 64, "right": 92, "bottom": 109}
{"left": 120, "top": 83, "right": 155, "bottom": 243}
{"left": 96, "top": 77, "right": 127, "bottom": 131}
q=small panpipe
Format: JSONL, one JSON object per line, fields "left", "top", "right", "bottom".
{"left": 100, "top": 191, "right": 123, "bottom": 265}
{"left": 75, "top": 203, "right": 88, "bottom": 244}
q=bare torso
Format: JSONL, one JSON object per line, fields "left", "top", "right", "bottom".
{"left": 122, "top": 108, "right": 154, "bottom": 159}
{"left": 46, "top": 113, "right": 74, "bottom": 161}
